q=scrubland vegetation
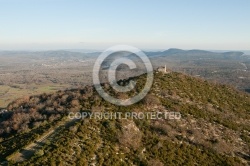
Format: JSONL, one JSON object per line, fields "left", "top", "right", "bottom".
{"left": 0, "top": 71, "right": 249, "bottom": 165}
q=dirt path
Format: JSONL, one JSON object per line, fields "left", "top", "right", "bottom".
{"left": 8, "top": 117, "right": 79, "bottom": 163}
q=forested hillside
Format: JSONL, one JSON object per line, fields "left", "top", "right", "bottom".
{"left": 0, "top": 71, "right": 250, "bottom": 165}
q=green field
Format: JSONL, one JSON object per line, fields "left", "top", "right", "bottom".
{"left": 0, "top": 84, "right": 69, "bottom": 108}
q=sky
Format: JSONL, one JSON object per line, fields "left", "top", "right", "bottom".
{"left": 0, "top": 0, "right": 250, "bottom": 50}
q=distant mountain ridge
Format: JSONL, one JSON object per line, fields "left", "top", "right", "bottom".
{"left": 0, "top": 48, "right": 246, "bottom": 60}
{"left": 146, "top": 48, "right": 244, "bottom": 60}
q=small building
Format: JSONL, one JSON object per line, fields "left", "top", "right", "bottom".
{"left": 157, "top": 65, "right": 171, "bottom": 74}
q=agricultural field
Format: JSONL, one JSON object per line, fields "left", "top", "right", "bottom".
{"left": 0, "top": 84, "right": 69, "bottom": 108}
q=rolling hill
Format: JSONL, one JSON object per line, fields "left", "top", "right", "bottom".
{"left": 0, "top": 70, "right": 250, "bottom": 165}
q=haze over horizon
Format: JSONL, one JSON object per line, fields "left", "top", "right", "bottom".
{"left": 1, "top": 0, "right": 250, "bottom": 50}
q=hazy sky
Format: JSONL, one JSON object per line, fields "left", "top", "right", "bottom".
{"left": 0, "top": 0, "right": 249, "bottom": 50}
